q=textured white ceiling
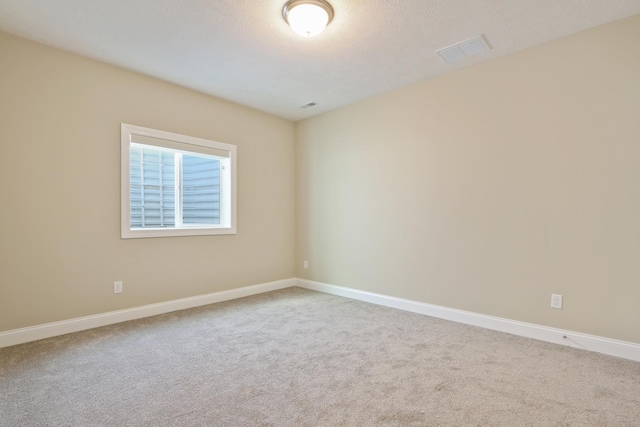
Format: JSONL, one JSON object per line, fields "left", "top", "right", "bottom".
{"left": 0, "top": 1, "right": 639, "bottom": 121}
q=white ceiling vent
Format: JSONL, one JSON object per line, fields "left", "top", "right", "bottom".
{"left": 299, "top": 102, "right": 317, "bottom": 109}
{"left": 436, "top": 35, "right": 491, "bottom": 63}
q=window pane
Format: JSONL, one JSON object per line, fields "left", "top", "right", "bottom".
{"left": 122, "top": 124, "right": 236, "bottom": 238}
{"left": 130, "top": 146, "right": 175, "bottom": 228}
{"left": 182, "top": 154, "right": 220, "bottom": 225}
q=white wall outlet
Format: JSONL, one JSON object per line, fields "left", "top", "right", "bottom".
{"left": 114, "top": 281, "right": 123, "bottom": 294}
{"left": 551, "top": 294, "right": 562, "bottom": 309}
{"left": 303, "top": 260, "right": 308, "bottom": 269}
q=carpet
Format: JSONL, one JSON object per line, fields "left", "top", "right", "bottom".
{"left": 1, "top": 287, "right": 639, "bottom": 426}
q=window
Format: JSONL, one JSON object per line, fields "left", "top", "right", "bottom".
{"left": 121, "top": 123, "right": 236, "bottom": 238}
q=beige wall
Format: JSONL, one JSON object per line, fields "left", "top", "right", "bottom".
{"left": 2, "top": 15, "right": 639, "bottom": 344}
{"left": 0, "top": 33, "right": 295, "bottom": 332}
{"left": 296, "top": 15, "right": 640, "bottom": 344}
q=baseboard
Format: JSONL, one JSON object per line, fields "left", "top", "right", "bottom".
{"left": 5, "top": 277, "right": 639, "bottom": 363}
{"left": 296, "top": 278, "right": 640, "bottom": 363}
{"left": 0, "top": 278, "right": 296, "bottom": 348}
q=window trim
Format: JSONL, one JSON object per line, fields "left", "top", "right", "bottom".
{"left": 121, "top": 123, "right": 237, "bottom": 239}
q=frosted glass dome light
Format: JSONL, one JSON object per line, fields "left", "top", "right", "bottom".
{"left": 283, "top": 0, "right": 334, "bottom": 38}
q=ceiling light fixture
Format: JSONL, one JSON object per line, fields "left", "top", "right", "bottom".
{"left": 283, "top": 0, "right": 334, "bottom": 38}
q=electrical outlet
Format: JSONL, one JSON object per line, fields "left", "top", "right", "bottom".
{"left": 303, "top": 260, "right": 308, "bottom": 269}
{"left": 551, "top": 294, "right": 562, "bottom": 309}
{"left": 114, "top": 281, "right": 123, "bottom": 294}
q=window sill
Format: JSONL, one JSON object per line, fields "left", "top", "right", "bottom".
{"left": 121, "top": 226, "right": 237, "bottom": 239}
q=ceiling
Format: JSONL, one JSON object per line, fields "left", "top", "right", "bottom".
{"left": 0, "top": 1, "right": 639, "bottom": 121}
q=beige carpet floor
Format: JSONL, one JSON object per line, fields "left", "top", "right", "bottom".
{"left": 1, "top": 287, "right": 639, "bottom": 426}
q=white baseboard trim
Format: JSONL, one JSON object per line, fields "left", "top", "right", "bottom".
{"left": 0, "top": 278, "right": 296, "bottom": 349}
{"left": 4, "top": 277, "right": 639, "bottom": 363}
{"left": 296, "top": 278, "right": 640, "bottom": 363}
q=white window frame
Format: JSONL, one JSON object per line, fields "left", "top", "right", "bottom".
{"left": 121, "top": 123, "right": 237, "bottom": 238}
